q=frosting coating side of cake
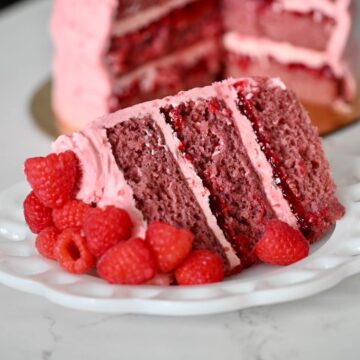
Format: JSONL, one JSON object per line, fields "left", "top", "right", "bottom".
{"left": 50, "top": 0, "right": 118, "bottom": 129}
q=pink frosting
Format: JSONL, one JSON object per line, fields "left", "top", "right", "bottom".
{"left": 51, "top": 0, "right": 117, "bottom": 130}
{"left": 52, "top": 77, "right": 303, "bottom": 268}
{"left": 53, "top": 129, "right": 146, "bottom": 238}
{"left": 278, "top": 0, "right": 352, "bottom": 62}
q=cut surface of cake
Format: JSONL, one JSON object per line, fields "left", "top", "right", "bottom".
{"left": 51, "top": 0, "right": 222, "bottom": 131}
{"left": 222, "top": 0, "right": 356, "bottom": 109}
{"left": 51, "top": 0, "right": 357, "bottom": 131}
{"left": 51, "top": 77, "right": 345, "bottom": 272}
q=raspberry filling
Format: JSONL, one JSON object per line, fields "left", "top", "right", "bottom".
{"left": 108, "top": 51, "right": 220, "bottom": 112}
{"left": 115, "top": 0, "right": 168, "bottom": 19}
{"left": 234, "top": 81, "right": 315, "bottom": 238}
{"left": 107, "top": 0, "right": 221, "bottom": 76}
{"left": 161, "top": 98, "right": 276, "bottom": 267}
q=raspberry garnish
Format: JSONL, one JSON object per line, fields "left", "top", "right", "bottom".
{"left": 254, "top": 219, "right": 309, "bottom": 266}
{"left": 83, "top": 206, "right": 133, "bottom": 257}
{"left": 52, "top": 199, "right": 90, "bottom": 231}
{"left": 23, "top": 191, "right": 53, "bottom": 234}
{"left": 175, "top": 250, "right": 224, "bottom": 285}
{"left": 97, "top": 238, "right": 157, "bottom": 285}
{"left": 55, "top": 228, "right": 95, "bottom": 274}
{"left": 145, "top": 222, "right": 194, "bottom": 272}
{"left": 35, "top": 226, "right": 59, "bottom": 260}
{"left": 24, "top": 151, "right": 78, "bottom": 209}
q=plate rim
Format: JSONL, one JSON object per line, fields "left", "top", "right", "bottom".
{"left": 0, "top": 176, "right": 359, "bottom": 316}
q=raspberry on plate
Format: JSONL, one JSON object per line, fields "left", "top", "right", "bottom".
{"left": 254, "top": 219, "right": 309, "bottom": 266}
{"left": 97, "top": 238, "right": 157, "bottom": 285}
{"left": 145, "top": 222, "right": 194, "bottom": 273}
{"left": 83, "top": 206, "right": 133, "bottom": 257}
{"left": 35, "top": 226, "right": 59, "bottom": 260}
{"left": 52, "top": 199, "right": 90, "bottom": 231}
{"left": 175, "top": 250, "right": 225, "bottom": 285}
{"left": 24, "top": 151, "right": 78, "bottom": 209}
{"left": 23, "top": 191, "right": 53, "bottom": 234}
{"left": 55, "top": 228, "right": 95, "bottom": 274}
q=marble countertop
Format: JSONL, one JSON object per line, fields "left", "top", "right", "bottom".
{"left": 0, "top": 1, "right": 359, "bottom": 359}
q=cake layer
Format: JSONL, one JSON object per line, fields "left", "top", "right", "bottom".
{"left": 161, "top": 97, "right": 276, "bottom": 266}
{"left": 107, "top": 0, "right": 221, "bottom": 76}
{"left": 106, "top": 116, "right": 231, "bottom": 269}
{"left": 223, "top": 0, "right": 335, "bottom": 51}
{"left": 224, "top": 33, "right": 355, "bottom": 106}
{"left": 109, "top": 40, "right": 221, "bottom": 112}
{"left": 234, "top": 78, "right": 345, "bottom": 240}
{"left": 223, "top": 0, "right": 351, "bottom": 56}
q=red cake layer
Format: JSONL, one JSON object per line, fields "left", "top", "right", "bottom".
{"left": 106, "top": 116, "right": 231, "bottom": 270}
{"left": 234, "top": 78, "right": 345, "bottom": 240}
{"left": 107, "top": 0, "right": 222, "bottom": 76}
{"left": 226, "top": 51, "right": 351, "bottom": 106}
{"left": 109, "top": 42, "right": 221, "bottom": 112}
{"left": 161, "top": 97, "right": 276, "bottom": 267}
{"left": 223, "top": 0, "right": 336, "bottom": 51}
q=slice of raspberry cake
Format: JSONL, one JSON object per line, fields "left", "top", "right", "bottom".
{"left": 45, "top": 77, "right": 344, "bottom": 273}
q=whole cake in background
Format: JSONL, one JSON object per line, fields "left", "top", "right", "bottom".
{"left": 24, "top": 77, "right": 345, "bottom": 284}
{"left": 51, "top": 0, "right": 357, "bottom": 132}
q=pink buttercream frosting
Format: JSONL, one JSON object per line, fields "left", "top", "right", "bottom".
{"left": 51, "top": 0, "right": 117, "bottom": 130}
{"left": 53, "top": 128, "right": 147, "bottom": 238}
{"left": 52, "top": 78, "right": 302, "bottom": 268}
{"left": 270, "top": 0, "right": 351, "bottom": 60}
{"left": 223, "top": 32, "right": 356, "bottom": 103}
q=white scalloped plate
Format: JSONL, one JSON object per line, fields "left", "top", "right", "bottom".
{"left": 0, "top": 150, "right": 359, "bottom": 315}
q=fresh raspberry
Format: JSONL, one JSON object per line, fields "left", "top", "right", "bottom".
{"left": 24, "top": 151, "right": 78, "bottom": 209}
{"left": 83, "top": 206, "right": 133, "bottom": 257}
{"left": 145, "top": 222, "right": 194, "bottom": 273}
{"left": 55, "top": 228, "right": 95, "bottom": 274}
{"left": 35, "top": 226, "right": 59, "bottom": 260}
{"left": 23, "top": 191, "right": 53, "bottom": 234}
{"left": 175, "top": 250, "right": 224, "bottom": 285}
{"left": 52, "top": 199, "right": 90, "bottom": 231}
{"left": 97, "top": 238, "right": 157, "bottom": 285}
{"left": 254, "top": 220, "right": 309, "bottom": 266}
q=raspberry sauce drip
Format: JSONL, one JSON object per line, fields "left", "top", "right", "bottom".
{"left": 234, "top": 82, "right": 314, "bottom": 239}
